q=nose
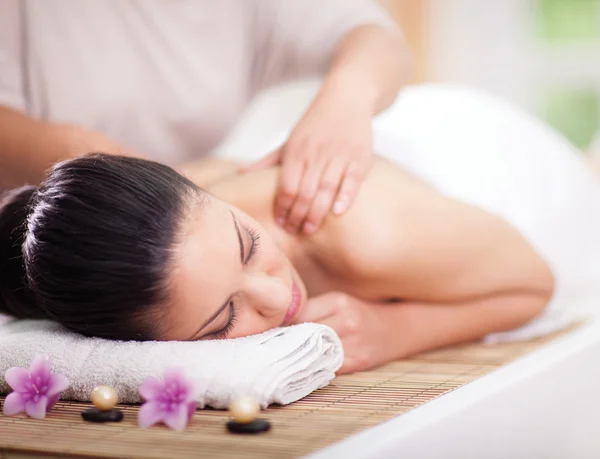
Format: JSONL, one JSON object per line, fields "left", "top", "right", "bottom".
{"left": 243, "top": 273, "right": 289, "bottom": 318}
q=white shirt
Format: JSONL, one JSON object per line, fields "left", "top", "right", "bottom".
{"left": 0, "top": 0, "right": 395, "bottom": 164}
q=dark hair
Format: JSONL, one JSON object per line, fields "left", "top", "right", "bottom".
{"left": 0, "top": 154, "right": 201, "bottom": 340}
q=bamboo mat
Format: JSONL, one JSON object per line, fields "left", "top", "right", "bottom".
{"left": 0, "top": 329, "right": 573, "bottom": 459}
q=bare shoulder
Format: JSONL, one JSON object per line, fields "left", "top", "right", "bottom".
{"left": 179, "top": 158, "right": 240, "bottom": 188}
{"left": 306, "top": 158, "right": 430, "bottom": 276}
{"left": 308, "top": 157, "right": 553, "bottom": 301}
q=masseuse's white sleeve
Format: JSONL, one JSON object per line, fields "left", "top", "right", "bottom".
{"left": 250, "top": 0, "right": 400, "bottom": 91}
{"left": 0, "top": 0, "right": 26, "bottom": 112}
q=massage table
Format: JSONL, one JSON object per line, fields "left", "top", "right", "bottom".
{"left": 1, "top": 322, "right": 596, "bottom": 458}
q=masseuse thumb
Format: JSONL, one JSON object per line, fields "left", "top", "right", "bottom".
{"left": 240, "top": 149, "right": 282, "bottom": 173}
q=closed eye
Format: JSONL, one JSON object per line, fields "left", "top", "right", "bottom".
{"left": 206, "top": 300, "right": 238, "bottom": 339}
{"left": 189, "top": 214, "right": 250, "bottom": 341}
{"left": 245, "top": 227, "right": 260, "bottom": 264}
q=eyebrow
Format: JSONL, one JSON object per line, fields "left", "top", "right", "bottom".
{"left": 188, "top": 212, "right": 243, "bottom": 340}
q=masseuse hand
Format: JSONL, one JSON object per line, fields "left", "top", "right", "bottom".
{"left": 243, "top": 89, "right": 373, "bottom": 235}
{"left": 292, "top": 291, "right": 392, "bottom": 374}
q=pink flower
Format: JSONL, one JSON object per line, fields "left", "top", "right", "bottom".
{"left": 138, "top": 368, "right": 197, "bottom": 431}
{"left": 3, "top": 355, "right": 69, "bottom": 419}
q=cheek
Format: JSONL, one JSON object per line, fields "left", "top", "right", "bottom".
{"left": 228, "top": 307, "right": 273, "bottom": 338}
{"left": 258, "top": 239, "right": 290, "bottom": 277}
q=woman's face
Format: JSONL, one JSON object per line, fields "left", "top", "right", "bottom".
{"left": 163, "top": 196, "right": 307, "bottom": 341}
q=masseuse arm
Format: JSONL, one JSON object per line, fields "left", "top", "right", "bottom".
{"left": 0, "top": 105, "right": 127, "bottom": 186}
{"left": 246, "top": 16, "right": 411, "bottom": 234}
{"left": 275, "top": 25, "right": 410, "bottom": 232}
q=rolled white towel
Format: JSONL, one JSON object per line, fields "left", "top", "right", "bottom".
{"left": 0, "top": 317, "right": 343, "bottom": 409}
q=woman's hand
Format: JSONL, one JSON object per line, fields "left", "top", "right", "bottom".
{"left": 244, "top": 88, "right": 374, "bottom": 235}
{"left": 242, "top": 24, "right": 410, "bottom": 234}
{"left": 292, "top": 291, "right": 397, "bottom": 374}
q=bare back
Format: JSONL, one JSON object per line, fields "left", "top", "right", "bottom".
{"left": 207, "top": 156, "right": 554, "bottom": 304}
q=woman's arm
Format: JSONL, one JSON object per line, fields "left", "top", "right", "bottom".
{"left": 320, "top": 160, "right": 556, "bottom": 304}
{"left": 295, "top": 289, "right": 550, "bottom": 374}
{"left": 297, "top": 161, "right": 555, "bottom": 372}
{"left": 0, "top": 106, "right": 128, "bottom": 186}
{"left": 383, "top": 292, "right": 551, "bottom": 360}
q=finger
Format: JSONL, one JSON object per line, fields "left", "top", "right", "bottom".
{"left": 275, "top": 156, "right": 306, "bottom": 227}
{"left": 337, "top": 356, "right": 362, "bottom": 375}
{"left": 292, "top": 294, "right": 339, "bottom": 324}
{"left": 332, "top": 159, "right": 368, "bottom": 215}
{"left": 285, "top": 159, "right": 327, "bottom": 233}
{"left": 240, "top": 148, "right": 282, "bottom": 173}
{"left": 301, "top": 158, "right": 346, "bottom": 234}
{"left": 311, "top": 313, "right": 347, "bottom": 335}
{"left": 337, "top": 360, "right": 352, "bottom": 375}
{"left": 297, "top": 293, "right": 349, "bottom": 329}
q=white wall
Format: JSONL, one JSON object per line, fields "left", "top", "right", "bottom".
{"left": 426, "top": 0, "right": 600, "bottom": 114}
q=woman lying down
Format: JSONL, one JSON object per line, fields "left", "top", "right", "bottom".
{"left": 1, "top": 85, "right": 600, "bottom": 374}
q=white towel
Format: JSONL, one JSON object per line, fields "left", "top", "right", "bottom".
{"left": 0, "top": 316, "right": 343, "bottom": 409}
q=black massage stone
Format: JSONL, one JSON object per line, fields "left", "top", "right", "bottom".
{"left": 226, "top": 418, "right": 271, "bottom": 434}
{"left": 81, "top": 407, "right": 124, "bottom": 423}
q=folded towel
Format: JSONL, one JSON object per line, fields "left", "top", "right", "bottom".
{"left": 0, "top": 316, "right": 343, "bottom": 409}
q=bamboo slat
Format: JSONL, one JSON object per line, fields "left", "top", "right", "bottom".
{"left": 0, "top": 328, "right": 572, "bottom": 459}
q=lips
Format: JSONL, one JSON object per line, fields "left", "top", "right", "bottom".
{"left": 282, "top": 281, "right": 301, "bottom": 326}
